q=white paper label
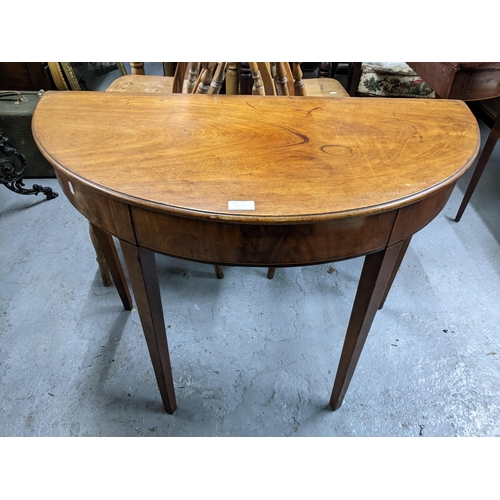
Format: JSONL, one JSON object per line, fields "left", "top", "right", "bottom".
{"left": 228, "top": 200, "right": 255, "bottom": 210}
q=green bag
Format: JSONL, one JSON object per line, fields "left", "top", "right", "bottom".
{"left": 0, "top": 91, "right": 55, "bottom": 178}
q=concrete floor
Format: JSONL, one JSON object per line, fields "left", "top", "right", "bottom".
{"left": 1, "top": 81, "right": 500, "bottom": 436}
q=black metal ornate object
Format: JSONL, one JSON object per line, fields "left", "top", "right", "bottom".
{"left": 0, "top": 131, "right": 58, "bottom": 200}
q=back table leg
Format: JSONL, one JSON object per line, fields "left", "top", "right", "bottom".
{"left": 89, "top": 223, "right": 112, "bottom": 287}
{"left": 330, "top": 241, "right": 406, "bottom": 410}
{"left": 454, "top": 114, "right": 500, "bottom": 222}
{"left": 378, "top": 236, "right": 411, "bottom": 310}
{"left": 90, "top": 223, "right": 132, "bottom": 311}
{"left": 119, "top": 241, "right": 177, "bottom": 414}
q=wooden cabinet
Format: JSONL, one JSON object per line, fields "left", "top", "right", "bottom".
{"left": 0, "top": 63, "right": 55, "bottom": 91}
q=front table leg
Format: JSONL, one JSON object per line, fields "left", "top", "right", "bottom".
{"left": 120, "top": 241, "right": 177, "bottom": 414}
{"left": 330, "top": 241, "right": 406, "bottom": 410}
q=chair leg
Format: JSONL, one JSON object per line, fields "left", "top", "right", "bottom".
{"left": 455, "top": 113, "right": 500, "bottom": 222}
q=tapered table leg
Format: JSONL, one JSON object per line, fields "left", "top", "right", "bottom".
{"left": 119, "top": 241, "right": 177, "bottom": 414}
{"left": 90, "top": 223, "right": 133, "bottom": 311}
{"left": 330, "top": 241, "right": 406, "bottom": 411}
{"left": 455, "top": 114, "right": 500, "bottom": 222}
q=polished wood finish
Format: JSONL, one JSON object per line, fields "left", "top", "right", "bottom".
{"left": 33, "top": 93, "right": 478, "bottom": 219}
{"left": 203, "top": 61, "right": 344, "bottom": 278}
{"left": 118, "top": 61, "right": 347, "bottom": 282}
{"left": 33, "top": 91, "right": 479, "bottom": 413}
{"left": 105, "top": 63, "right": 225, "bottom": 281}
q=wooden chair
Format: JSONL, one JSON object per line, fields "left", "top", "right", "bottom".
{"left": 297, "top": 63, "right": 349, "bottom": 98}
{"left": 236, "top": 62, "right": 348, "bottom": 99}
{"left": 106, "top": 62, "right": 228, "bottom": 96}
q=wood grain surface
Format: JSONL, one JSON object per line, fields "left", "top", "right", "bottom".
{"left": 33, "top": 91, "right": 479, "bottom": 223}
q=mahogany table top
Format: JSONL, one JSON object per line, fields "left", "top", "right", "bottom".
{"left": 33, "top": 91, "right": 479, "bottom": 223}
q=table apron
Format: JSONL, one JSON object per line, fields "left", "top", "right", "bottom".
{"left": 55, "top": 168, "right": 136, "bottom": 244}
{"left": 131, "top": 206, "right": 397, "bottom": 266}
{"left": 55, "top": 166, "right": 456, "bottom": 267}
{"left": 129, "top": 185, "right": 455, "bottom": 267}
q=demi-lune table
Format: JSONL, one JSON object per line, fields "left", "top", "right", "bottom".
{"left": 33, "top": 91, "right": 479, "bottom": 414}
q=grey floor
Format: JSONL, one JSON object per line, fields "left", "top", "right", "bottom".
{"left": 1, "top": 71, "right": 499, "bottom": 436}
